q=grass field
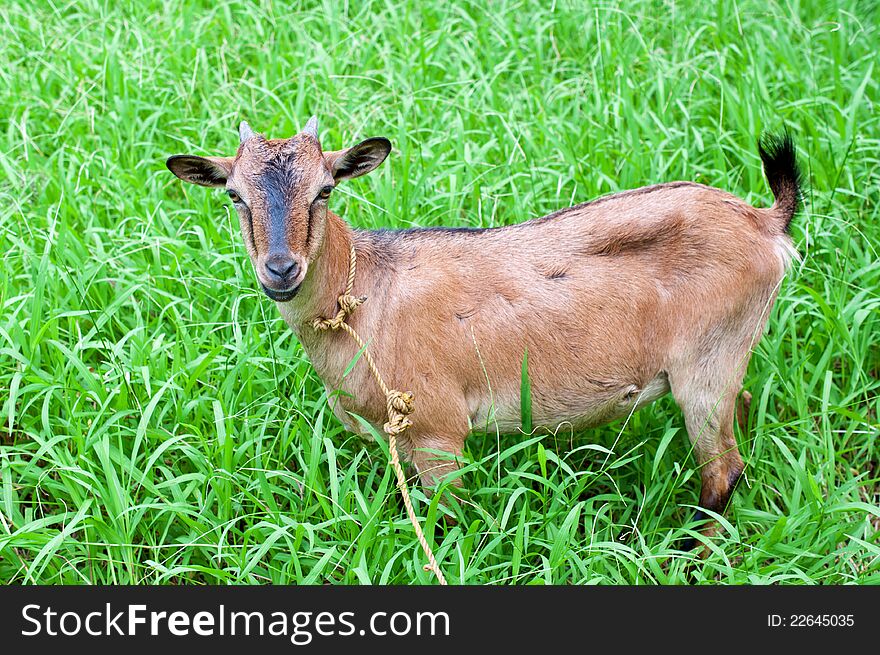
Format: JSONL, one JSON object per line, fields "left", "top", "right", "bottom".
{"left": 1, "top": 0, "right": 878, "bottom": 585}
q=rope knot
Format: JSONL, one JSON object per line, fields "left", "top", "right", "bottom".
{"left": 312, "top": 294, "right": 367, "bottom": 332}
{"left": 338, "top": 293, "right": 366, "bottom": 316}
{"left": 384, "top": 390, "right": 414, "bottom": 436}
{"left": 387, "top": 390, "right": 414, "bottom": 415}
{"left": 312, "top": 315, "right": 337, "bottom": 331}
{"left": 312, "top": 244, "right": 367, "bottom": 333}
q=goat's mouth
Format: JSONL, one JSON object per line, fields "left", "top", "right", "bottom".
{"left": 261, "top": 284, "right": 300, "bottom": 302}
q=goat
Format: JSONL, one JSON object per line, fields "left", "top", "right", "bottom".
{"left": 167, "top": 118, "right": 801, "bottom": 547}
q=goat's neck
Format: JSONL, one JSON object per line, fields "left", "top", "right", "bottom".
{"left": 279, "top": 211, "right": 358, "bottom": 333}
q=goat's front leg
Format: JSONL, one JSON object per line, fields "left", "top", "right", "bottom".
{"left": 391, "top": 382, "right": 469, "bottom": 523}
{"left": 406, "top": 433, "right": 465, "bottom": 493}
{"left": 393, "top": 383, "right": 469, "bottom": 493}
{"left": 403, "top": 433, "right": 466, "bottom": 528}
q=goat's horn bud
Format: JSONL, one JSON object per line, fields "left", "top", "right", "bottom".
{"left": 303, "top": 115, "right": 319, "bottom": 139}
{"left": 239, "top": 121, "right": 255, "bottom": 144}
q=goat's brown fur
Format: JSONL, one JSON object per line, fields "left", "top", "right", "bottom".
{"left": 168, "top": 121, "right": 800, "bottom": 549}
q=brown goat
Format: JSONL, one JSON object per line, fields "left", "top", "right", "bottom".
{"left": 167, "top": 119, "right": 800, "bottom": 548}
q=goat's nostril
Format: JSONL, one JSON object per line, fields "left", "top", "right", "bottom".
{"left": 265, "top": 256, "right": 298, "bottom": 281}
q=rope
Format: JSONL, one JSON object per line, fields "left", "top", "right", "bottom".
{"left": 313, "top": 244, "right": 448, "bottom": 585}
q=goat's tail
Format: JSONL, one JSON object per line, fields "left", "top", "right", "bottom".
{"left": 758, "top": 131, "right": 802, "bottom": 234}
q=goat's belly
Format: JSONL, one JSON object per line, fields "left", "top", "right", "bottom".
{"left": 468, "top": 371, "right": 671, "bottom": 435}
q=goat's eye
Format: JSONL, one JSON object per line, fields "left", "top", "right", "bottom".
{"left": 318, "top": 186, "right": 333, "bottom": 200}
{"left": 227, "top": 190, "right": 242, "bottom": 203}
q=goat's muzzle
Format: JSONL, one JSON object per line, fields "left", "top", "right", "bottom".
{"left": 259, "top": 253, "right": 304, "bottom": 302}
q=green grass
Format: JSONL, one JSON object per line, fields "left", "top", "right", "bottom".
{"left": 1, "top": 0, "right": 878, "bottom": 585}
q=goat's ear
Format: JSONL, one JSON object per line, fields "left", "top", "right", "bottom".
{"left": 166, "top": 155, "right": 234, "bottom": 187}
{"left": 324, "top": 138, "right": 391, "bottom": 182}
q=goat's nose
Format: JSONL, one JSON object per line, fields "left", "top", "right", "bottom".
{"left": 265, "top": 255, "right": 298, "bottom": 282}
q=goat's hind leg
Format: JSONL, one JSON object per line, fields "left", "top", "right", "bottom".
{"left": 670, "top": 363, "right": 746, "bottom": 553}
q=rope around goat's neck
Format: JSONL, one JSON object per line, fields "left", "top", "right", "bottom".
{"left": 312, "top": 244, "right": 448, "bottom": 585}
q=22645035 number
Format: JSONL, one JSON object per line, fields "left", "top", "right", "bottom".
{"left": 768, "top": 614, "right": 855, "bottom": 628}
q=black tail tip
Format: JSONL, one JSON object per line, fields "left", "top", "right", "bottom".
{"left": 757, "top": 129, "right": 803, "bottom": 233}
{"left": 757, "top": 130, "right": 798, "bottom": 172}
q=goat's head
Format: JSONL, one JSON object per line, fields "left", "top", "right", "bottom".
{"left": 167, "top": 118, "right": 391, "bottom": 301}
